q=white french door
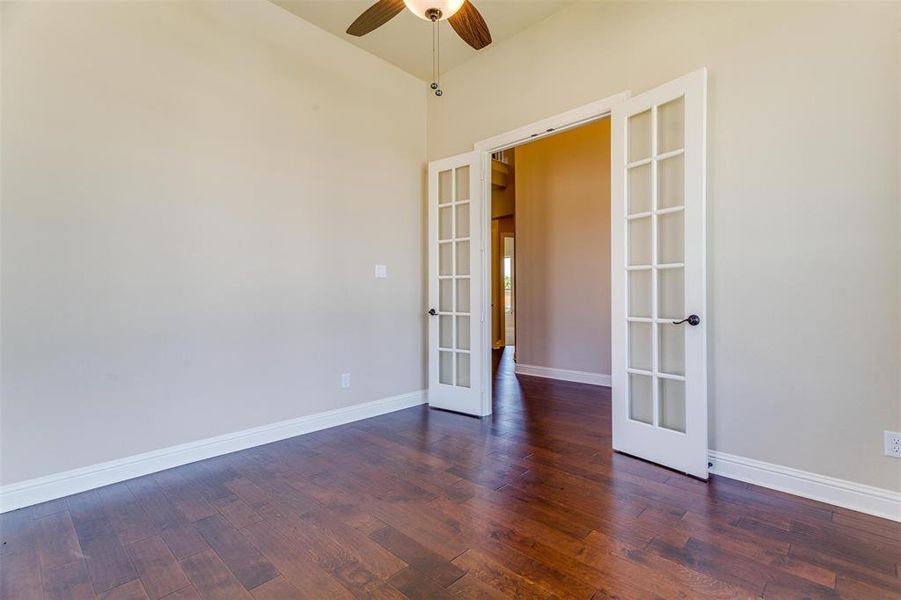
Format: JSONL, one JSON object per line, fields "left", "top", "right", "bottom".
{"left": 427, "top": 152, "right": 485, "bottom": 416}
{"left": 611, "top": 69, "right": 708, "bottom": 478}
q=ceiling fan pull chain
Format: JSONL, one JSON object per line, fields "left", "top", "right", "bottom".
{"left": 429, "top": 11, "right": 442, "bottom": 96}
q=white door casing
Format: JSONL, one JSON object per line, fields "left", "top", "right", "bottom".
{"left": 427, "top": 151, "right": 485, "bottom": 415}
{"left": 611, "top": 69, "right": 709, "bottom": 478}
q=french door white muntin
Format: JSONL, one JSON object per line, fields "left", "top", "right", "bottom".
{"left": 427, "top": 151, "right": 486, "bottom": 416}
{"left": 611, "top": 68, "right": 709, "bottom": 479}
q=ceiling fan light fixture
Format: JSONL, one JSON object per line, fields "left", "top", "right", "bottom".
{"left": 403, "top": 0, "right": 465, "bottom": 21}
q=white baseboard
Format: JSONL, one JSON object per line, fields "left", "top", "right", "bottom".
{"left": 515, "top": 363, "right": 611, "bottom": 387}
{"left": 709, "top": 451, "right": 901, "bottom": 522}
{"left": 0, "top": 390, "right": 427, "bottom": 514}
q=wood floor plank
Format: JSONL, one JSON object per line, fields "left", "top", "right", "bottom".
{"left": 159, "top": 586, "right": 202, "bottom": 599}
{"left": 153, "top": 471, "right": 218, "bottom": 524}
{"left": 370, "top": 525, "right": 466, "bottom": 587}
{"left": 298, "top": 510, "right": 407, "bottom": 579}
{"left": 0, "top": 509, "right": 43, "bottom": 600}
{"left": 179, "top": 549, "right": 252, "bottom": 600}
{"left": 30, "top": 498, "right": 69, "bottom": 520}
{"left": 126, "top": 535, "right": 191, "bottom": 600}
{"left": 34, "top": 510, "right": 85, "bottom": 570}
{"left": 127, "top": 478, "right": 190, "bottom": 532}
{"left": 247, "top": 576, "right": 305, "bottom": 599}
{"left": 452, "top": 548, "right": 562, "bottom": 600}
{"left": 98, "top": 579, "right": 150, "bottom": 600}
{"left": 386, "top": 565, "right": 457, "bottom": 599}
{"left": 69, "top": 508, "right": 139, "bottom": 594}
{"left": 160, "top": 525, "right": 209, "bottom": 562}
{"left": 97, "top": 483, "right": 160, "bottom": 544}
{"left": 43, "top": 560, "right": 96, "bottom": 600}
{"left": 446, "top": 573, "right": 513, "bottom": 599}
{"left": 212, "top": 498, "right": 263, "bottom": 531}
{"left": 240, "top": 518, "right": 355, "bottom": 599}
{"left": 193, "top": 515, "right": 278, "bottom": 590}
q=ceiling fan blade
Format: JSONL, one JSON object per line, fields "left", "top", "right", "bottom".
{"left": 448, "top": 0, "right": 492, "bottom": 50}
{"left": 346, "top": 0, "right": 406, "bottom": 36}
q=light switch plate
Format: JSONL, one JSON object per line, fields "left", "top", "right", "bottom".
{"left": 374, "top": 264, "right": 387, "bottom": 279}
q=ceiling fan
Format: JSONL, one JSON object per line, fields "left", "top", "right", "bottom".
{"left": 347, "top": 0, "right": 491, "bottom": 49}
{"left": 346, "top": 0, "right": 492, "bottom": 95}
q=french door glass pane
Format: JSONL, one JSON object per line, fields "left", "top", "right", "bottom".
{"left": 659, "top": 379, "right": 686, "bottom": 432}
{"left": 439, "top": 243, "right": 453, "bottom": 276}
{"left": 628, "top": 270, "right": 651, "bottom": 318}
{"left": 439, "top": 170, "right": 453, "bottom": 204}
{"left": 439, "top": 206, "right": 453, "bottom": 240}
{"left": 657, "top": 155, "right": 684, "bottom": 210}
{"left": 628, "top": 109, "right": 652, "bottom": 162}
{"left": 455, "top": 203, "right": 470, "bottom": 238}
{"left": 629, "top": 373, "right": 653, "bottom": 424}
{"left": 628, "top": 217, "right": 651, "bottom": 266}
{"left": 657, "top": 96, "right": 685, "bottom": 154}
{"left": 628, "top": 164, "right": 651, "bottom": 214}
{"left": 455, "top": 166, "right": 470, "bottom": 201}
{"left": 456, "top": 241, "right": 470, "bottom": 276}
{"left": 439, "top": 316, "right": 453, "bottom": 349}
{"left": 439, "top": 279, "right": 453, "bottom": 312}
{"left": 658, "top": 268, "right": 684, "bottom": 320}
{"left": 456, "top": 278, "right": 470, "bottom": 313}
{"left": 628, "top": 322, "right": 652, "bottom": 371}
{"left": 658, "top": 324, "right": 685, "bottom": 376}
{"left": 439, "top": 351, "right": 453, "bottom": 385}
{"left": 658, "top": 211, "right": 684, "bottom": 264}
{"left": 456, "top": 316, "right": 470, "bottom": 350}
{"left": 456, "top": 353, "right": 471, "bottom": 388}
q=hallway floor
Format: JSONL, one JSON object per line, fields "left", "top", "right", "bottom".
{"left": 2, "top": 347, "right": 899, "bottom": 599}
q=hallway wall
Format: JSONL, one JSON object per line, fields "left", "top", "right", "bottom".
{"left": 514, "top": 119, "right": 611, "bottom": 377}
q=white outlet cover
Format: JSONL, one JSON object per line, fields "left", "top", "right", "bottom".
{"left": 341, "top": 373, "right": 351, "bottom": 388}
{"left": 885, "top": 431, "right": 901, "bottom": 458}
{"left": 374, "top": 264, "right": 387, "bottom": 279}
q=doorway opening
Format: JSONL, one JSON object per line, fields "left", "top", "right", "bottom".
{"left": 490, "top": 149, "right": 516, "bottom": 353}
{"left": 429, "top": 72, "right": 708, "bottom": 478}
{"left": 487, "top": 119, "right": 612, "bottom": 390}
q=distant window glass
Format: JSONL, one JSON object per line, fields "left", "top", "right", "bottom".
{"left": 503, "top": 257, "right": 512, "bottom": 314}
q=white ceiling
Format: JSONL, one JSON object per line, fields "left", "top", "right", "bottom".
{"left": 271, "top": 1, "right": 572, "bottom": 81}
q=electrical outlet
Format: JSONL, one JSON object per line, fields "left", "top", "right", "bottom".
{"left": 374, "top": 264, "right": 387, "bottom": 279}
{"left": 885, "top": 431, "right": 901, "bottom": 458}
{"left": 341, "top": 373, "right": 351, "bottom": 389}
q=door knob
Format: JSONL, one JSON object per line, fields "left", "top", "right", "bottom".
{"left": 428, "top": 308, "right": 438, "bottom": 316}
{"left": 673, "top": 314, "right": 700, "bottom": 326}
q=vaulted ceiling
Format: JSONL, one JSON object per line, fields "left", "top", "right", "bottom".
{"left": 271, "top": 1, "right": 572, "bottom": 81}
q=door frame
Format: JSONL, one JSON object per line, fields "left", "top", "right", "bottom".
{"left": 472, "top": 92, "right": 631, "bottom": 415}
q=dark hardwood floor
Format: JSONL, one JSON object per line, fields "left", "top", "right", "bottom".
{"left": 2, "top": 347, "right": 900, "bottom": 599}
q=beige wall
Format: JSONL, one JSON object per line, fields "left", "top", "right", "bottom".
{"left": 0, "top": 0, "right": 426, "bottom": 485}
{"left": 428, "top": 2, "right": 901, "bottom": 491}
{"left": 514, "top": 119, "right": 611, "bottom": 376}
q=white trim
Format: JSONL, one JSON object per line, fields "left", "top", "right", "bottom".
{"left": 515, "top": 364, "right": 611, "bottom": 387}
{"left": 709, "top": 450, "right": 901, "bottom": 522}
{"left": 474, "top": 92, "right": 631, "bottom": 152}
{"left": 473, "top": 92, "right": 631, "bottom": 417}
{"left": 0, "top": 390, "right": 427, "bottom": 513}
